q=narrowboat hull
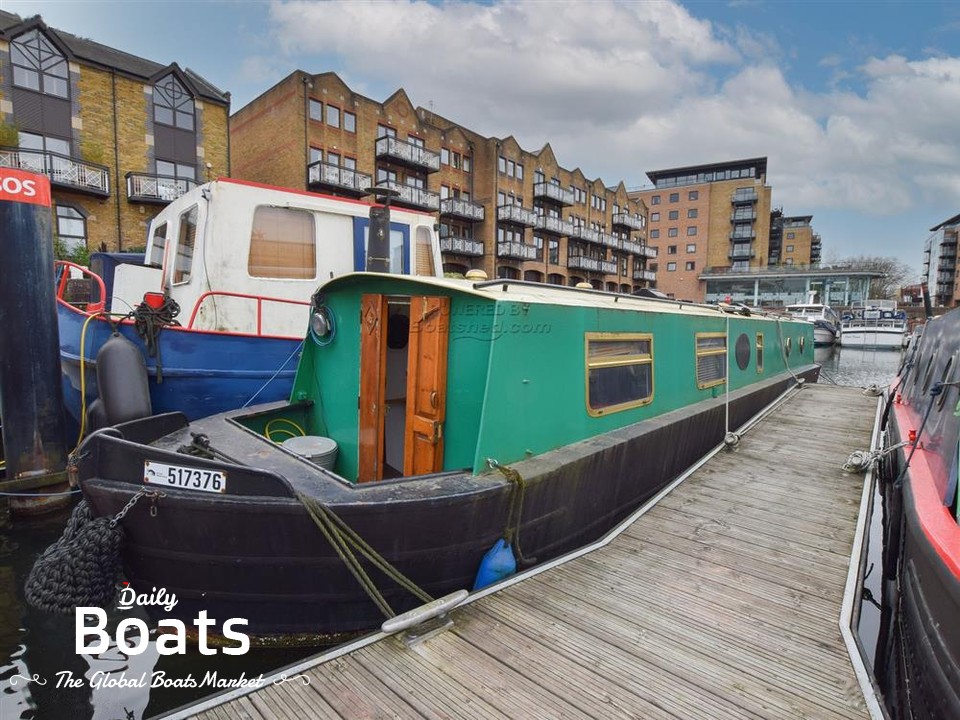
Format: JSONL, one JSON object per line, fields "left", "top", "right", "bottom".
{"left": 57, "top": 300, "right": 300, "bottom": 423}
{"left": 79, "top": 367, "right": 818, "bottom": 640}
{"left": 872, "top": 305, "right": 960, "bottom": 719}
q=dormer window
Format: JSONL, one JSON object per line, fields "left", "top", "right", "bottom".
{"left": 11, "top": 29, "right": 68, "bottom": 98}
{"left": 154, "top": 75, "right": 194, "bottom": 131}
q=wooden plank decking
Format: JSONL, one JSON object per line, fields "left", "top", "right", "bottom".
{"left": 183, "top": 383, "right": 877, "bottom": 720}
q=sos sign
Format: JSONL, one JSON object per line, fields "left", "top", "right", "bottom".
{"left": 0, "top": 169, "right": 51, "bottom": 207}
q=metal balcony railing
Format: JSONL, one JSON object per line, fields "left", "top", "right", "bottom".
{"left": 533, "top": 181, "right": 574, "bottom": 206}
{"left": 535, "top": 215, "right": 574, "bottom": 236}
{"left": 633, "top": 269, "right": 657, "bottom": 282}
{"left": 375, "top": 180, "right": 440, "bottom": 211}
{"left": 1, "top": 146, "right": 109, "bottom": 196}
{"left": 497, "top": 241, "right": 539, "bottom": 261}
{"left": 497, "top": 204, "right": 538, "bottom": 227}
{"left": 612, "top": 212, "right": 645, "bottom": 231}
{"left": 567, "top": 255, "right": 601, "bottom": 272}
{"left": 621, "top": 240, "right": 643, "bottom": 255}
{"left": 439, "top": 197, "right": 484, "bottom": 222}
{"left": 599, "top": 232, "right": 620, "bottom": 249}
{"left": 440, "top": 234, "right": 484, "bottom": 257}
{"left": 731, "top": 210, "right": 757, "bottom": 222}
{"left": 571, "top": 225, "right": 602, "bottom": 244}
{"left": 599, "top": 259, "right": 618, "bottom": 274}
{"left": 732, "top": 188, "right": 758, "bottom": 204}
{"left": 307, "top": 161, "right": 372, "bottom": 196}
{"left": 126, "top": 172, "right": 196, "bottom": 203}
{"left": 641, "top": 245, "right": 658, "bottom": 259}
{"left": 375, "top": 136, "right": 440, "bottom": 172}
{"left": 730, "top": 230, "right": 756, "bottom": 241}
{"left": 729, "top": 249, "right": 756, "bottom": 259}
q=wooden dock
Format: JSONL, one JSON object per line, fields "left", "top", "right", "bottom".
{"left": 176, "top": 383, "right": 879, "bottom": 720}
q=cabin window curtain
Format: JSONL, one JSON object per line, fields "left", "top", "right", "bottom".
{"left": 585, "top": 334, "right": 653, "bottom": 416}
{"left": 696, "top": 333, "right": 727, "bottom": 389}
{"left": 248, "top": 206, "right": 317, "bottom": 279}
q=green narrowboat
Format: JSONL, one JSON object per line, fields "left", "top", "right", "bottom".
{"left": 76, "top": 273, "right": 818, "bottom": 640}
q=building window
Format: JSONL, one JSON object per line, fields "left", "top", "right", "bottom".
{"left": 667, "top": 245, "right": 677, "bottom": 254}
{"left": 669, "top": 192, "right": 679, "bottom": 203}
{"left": 651, "top": 195, "right": 660, "bottom": 205}
{"left": 156, "top": 159, "right": 196, "bottom": 182}
{"left": 585, "top": 333, "right": 653, "bottom": 416}
{"left": 688, "top": 190, "right": 699, "bottom": 201}
{"left": 650, "top": 212, "right": 660, "bottom": 222}
{"left": 695, "top": 333, "right": 727, "bottom": 389}
{"left": 785, "top": 258, "right": 794, "bottom": 265}
{"left": 667, "top": 262, "right": 677, "bottom": 271}
{"left": 309, "top": 147, "right": 322, "bottom": 164}
{"left": 786, "top": 244, "right": 795, "bottom": 252}
{"left": 343, "top": 111, "right": 356, "bottom": 132}
{"left": 408, "top": 136, "right": 425, "bottom": 148}
{"left": 19, "top": 130, "right": 70, "bottom": 158}
{"left": 377, "top": 124, "right": 396, "bottom": 139}
{"left": 650, "top": 229, "right": 660, "bottom": 239}
{"left": 325, "top": 104, "right": 340, "bottom": 128}
{"left": 787, "top": 232, "right": 796, "bottom": 239}
{"left": 11, "top": 29, "right": 68, "bottom": 97}
{"left": 686, "top": 227, "right": 697, "bottom": 236}
{"left": 549, "top": 239, "right": 559, "bottom": 265}
{"left": 309, "top": 99, "right": 322, "bottom": 121}
{"left": 668, "top": 228, "right": 678, "bottom": 237}
{"left": 650, "top": 262, "right": 658, "bottom": 272}
{"left": 685, "top": 261, "right": 696, "bottom": 271}
{"left": 173, "top": 205, "right": 199, "bottom": 285}
{"left": 668, "top": 210, "right": 679, "bottom": 220}
{"left": 441, "top": 148, "right": 450, "bottom": 165}
{"left": 686, "top": 243, "right": 697, "bottom": 253}
{"left": 55, "top": 204, "right": 86, "bottom": 252}
{"left": 688, "top": 208, "right": 698, "bottom": 218}
{"left": 154, "top": 75, "right": 194, "bottom": 130}
{"left": 463, "top": 156, "right": 472, "bottom": 172}
{"left": 248, "top": 206, "right": 316, "bottom": 279}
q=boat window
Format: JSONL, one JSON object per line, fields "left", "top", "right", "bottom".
{"left": 172, "top": 205, "right": 198, "bottom": 285}
{"left": 149, "top": 222, "right": 167, "bottom": 267}
{"left": 585, "top": 333, "right": 653, "bottom": 416}
{"left": 921, "top": 351, "right": 938, "bottom": 395}
{"left": 695, "top": 333, "right": 727, "bottom": 389}
{"left": 756, "top": 333, "right": 764, "bottom": 373}
{"left": 414, "top": 226, "right": 436, "bottom": 276}
{"left": 785, "top": 337, "right": 792, "bottom": 356}
{"left": 799, "top": 335, "right": 806, "bottom": 354}
{"left": 248, "top": 206, "right": 317, "bottom": 279}
{"left": 937, "top": 356, "right": 954, "bottom": 410}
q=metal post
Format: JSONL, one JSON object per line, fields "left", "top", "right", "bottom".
{"left": 0, "top": 169, "right": 69, "bottom": 513}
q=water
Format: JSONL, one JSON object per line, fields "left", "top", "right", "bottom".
{"left": 1, "top": 345, "right": 904, "bottom": 720}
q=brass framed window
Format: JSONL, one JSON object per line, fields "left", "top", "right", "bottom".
{"left": 756, "top": 332, "right": 764, "bottom": 373}
{"left": 696, "top": 332, "right": 727, "bottom": 389}
{"left": 585, "top": 333, "right": 653, "bottom": 416}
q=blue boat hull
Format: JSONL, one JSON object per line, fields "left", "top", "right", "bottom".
{"left": 58, "top": 302, "right": 301, "bottom": 422}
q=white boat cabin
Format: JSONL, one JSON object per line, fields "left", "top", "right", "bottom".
{"left": 112, "top": 179, "right": 443, "bottom": 337}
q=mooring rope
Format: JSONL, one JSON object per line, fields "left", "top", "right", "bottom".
{"left": 131, "top": 296, "right": 180, "bottom": 383}
{"left": 487, "top": 459, "right": 535, "bottom": 566}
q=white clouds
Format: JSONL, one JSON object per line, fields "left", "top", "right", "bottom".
{"left": 265, "top": 0, "right": 960, "bottom": 226}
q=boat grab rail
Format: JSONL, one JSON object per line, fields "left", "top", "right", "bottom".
{"left": 186, "top": 290, "right": 311, "bottom": 335}
{"left": 55, "top": 260, "right": 106, "bottom": 314}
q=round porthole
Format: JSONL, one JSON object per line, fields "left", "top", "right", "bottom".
{"left": 735, "top": 333, "right": 751, "bottom": 370}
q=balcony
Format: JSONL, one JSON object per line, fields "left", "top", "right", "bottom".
{"left": 937, "top": 271, "right": 955, "bottom": 284}
{"left": 535, "top": 214, "right": 574, "bottom": 237}
{"left": 730, "top": 230, "right": 756, "bottom": 241}
{"left": 732, "top": 188, "right": 758, "bottom": 204}
{"left": 612, "top": 212, "right": 644, "bottom": 231}
{"left": 940, "top": 259, "right": 956, "bottom": 271}
{"left": 440, "top": 197, "right": 484, "bottom": 222}
{"left": 1, "top": 146, "right": 109, "bottom": 196}
{"left": 497, "top": 204, "right": 538, "bottom": 227}
{"left": 633, "top": 269, "right": 657, "bottom": 282}
{"left": 731, "top": 210, "right": 757, "bottom": 222}
{"left": 375, "top": 136, "right": 440, "bottom": 172}
{"left": 599, "top": 232, "right": 620, "bottom": 250}
{"left": 126, "top": 172, "right": 196, "bottom": 204}
{"left": 440, "top": 234, "right": 484, "bottom": 257}
{"left": 533, "top": 181, "right": 574, "bottom": 206}
{"left": 375, "top": 180, "right": 439, "bottom": 211}
{"left": 307, "top": 161, "right": 372, "bottom": 197}
{"left": 729, "top": 248, "right": 756, "bottom": 259}
{"left": 497, "top": 241, "right": 539, "bottom": 261}
{"left": 568, "top": 255, "right": 602, "bottom": 272}
{"left": 640, "top": 245, "right": 658, "bottom": 259}
{"left": 599, "top": 259, "right": 618, "bottom": 275}
{"left": 622, "top": 240, "right": 643, "bottom": 255}
{"left": 571, "top": 225, "right": 602, "bottom": 244}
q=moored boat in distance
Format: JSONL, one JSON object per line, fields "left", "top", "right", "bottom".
{"left": 75, "top": 274, "right": 819, "bottom": 641}
{"left": 784, "top": 302, "right": 842, "bottom": 346}
{"left": 871, "top": 305, "right": 960, "bottom": 719}
{"left": 839, "top": 300, "right": 907, "bottom": 350}
{"left": 56, "top": 179, "right": 443, "bottom": 425}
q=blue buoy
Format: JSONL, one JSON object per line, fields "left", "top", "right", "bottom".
{"left": 472, "top": 538, "right": 517, "bottom": 590}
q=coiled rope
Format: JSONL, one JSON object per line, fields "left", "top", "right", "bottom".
{"left": 131, "top": 296, "right": 180, "bottom": 383}
{"left": 842, "top": 441, "right": 910, "bottom": 473}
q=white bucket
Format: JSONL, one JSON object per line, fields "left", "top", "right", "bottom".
{"left": 282, "top": 435, "right": 339, "bottom": 470}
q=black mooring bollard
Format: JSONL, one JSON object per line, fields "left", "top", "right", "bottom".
{"left": 0, "top": 169, "right": 69, "bottom": 513}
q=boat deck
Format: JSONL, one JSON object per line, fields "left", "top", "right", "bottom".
{"left": 174, "top": 383, "right": 877, "bottom": 720}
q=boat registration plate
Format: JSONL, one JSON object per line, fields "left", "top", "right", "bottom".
{"left": 144, "top": 461, "right": 227, "bottom": 494}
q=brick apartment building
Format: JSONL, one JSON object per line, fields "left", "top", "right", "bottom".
{"left": 0, "top": 12, "right": 229, "bottom": 253}
{"left": 230, "top": 71, "right": 656, "bottom": 290}
{"left": 925, "top": 213, "right": 959, "bottom": 308}
{"left": 629, "top": 158, "right": 822, "bottom": 301}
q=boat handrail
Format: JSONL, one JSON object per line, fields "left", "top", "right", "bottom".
{"left": 54, "top": 260, "right": 106, "bottom": 314}
{"left": 186, "top": 290, "right": 311, "bottom": 335}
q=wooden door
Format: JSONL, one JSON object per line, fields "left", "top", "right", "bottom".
{"left": 357, "top": 294, "right": 387, "bottom": 482}
{"left": 403, "top": 296, "right": 450, "bottom": 476}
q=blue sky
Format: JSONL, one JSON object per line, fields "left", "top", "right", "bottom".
{"left": 5, "top": 0, "right": 959, "bottom": 281}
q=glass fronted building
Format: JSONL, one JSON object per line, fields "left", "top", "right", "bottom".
{"left": 701, "top": 267, "right": 881, "bottom": 308}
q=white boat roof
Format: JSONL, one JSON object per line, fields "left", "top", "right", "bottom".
{"left": 322, "top": 273, "right": 807, "bottom": 324}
